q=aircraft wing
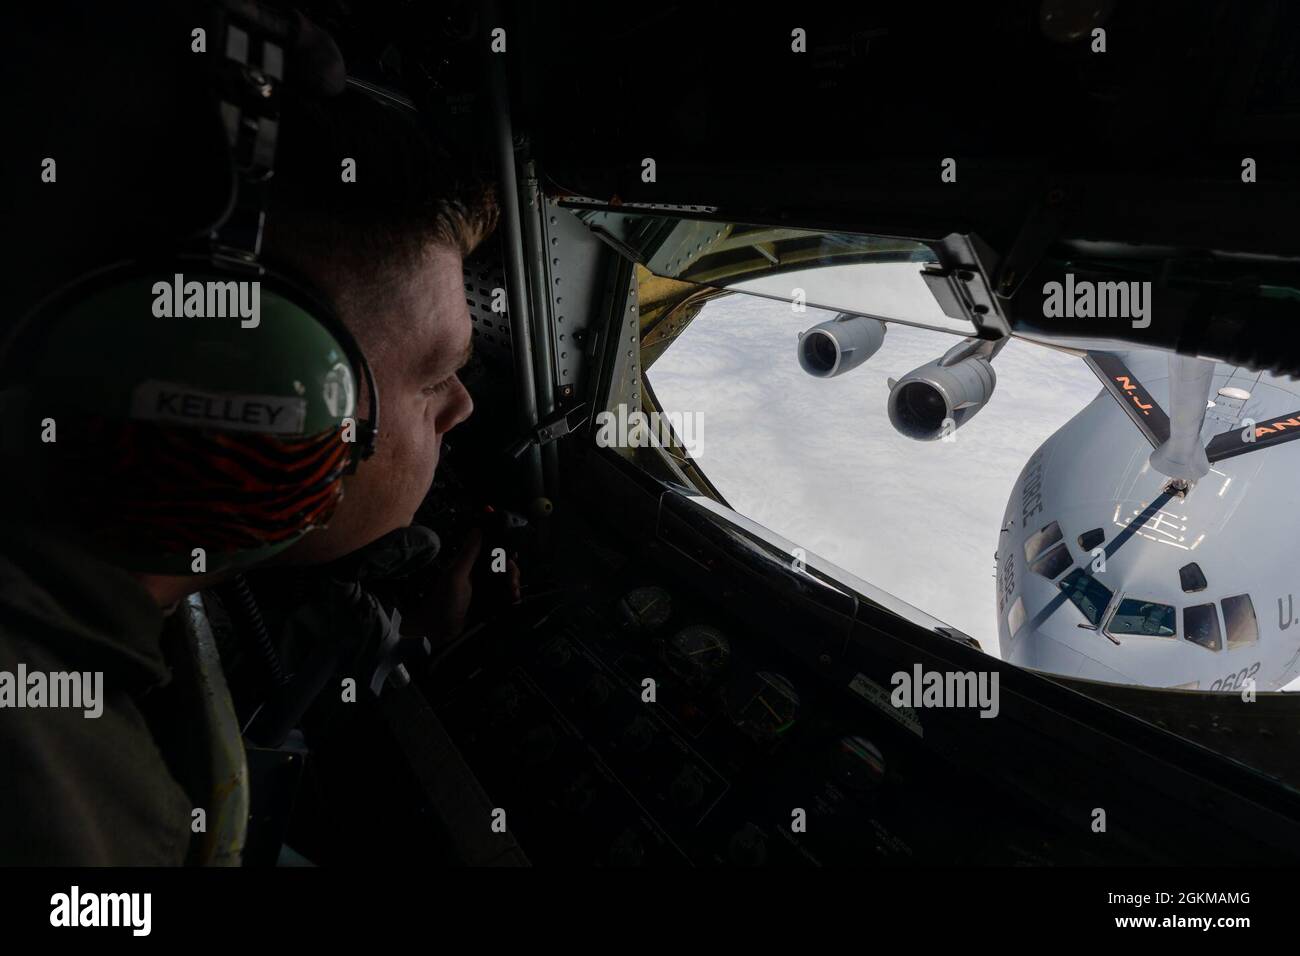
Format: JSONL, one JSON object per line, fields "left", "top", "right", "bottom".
{"left": 1083, "top": 348, "right": 1300, "bottom": 471}
{"left": 1082, "top": 351, "right": 1171, "bottom": 451}
{"left": 1205, "top": 408, "right": 1300, "bottom": 462}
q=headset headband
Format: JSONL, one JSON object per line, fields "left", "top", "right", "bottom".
{"left": 204, "top": 1, "right": 380, "bottom": 465}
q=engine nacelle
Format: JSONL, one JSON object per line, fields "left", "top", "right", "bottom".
{"left": 886, "top": 353, "right": 997, "bottom": 441}
{"left": 797, "top": 314, "right": 886, "bottom": 378}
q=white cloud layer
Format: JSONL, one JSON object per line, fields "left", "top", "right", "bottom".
{"left": 648, "top": 291, "right": 1102, "bottom": 658}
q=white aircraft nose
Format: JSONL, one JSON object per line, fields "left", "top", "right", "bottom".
{"left": 1012, "top": 631, "right": 1135, "bottom": 686}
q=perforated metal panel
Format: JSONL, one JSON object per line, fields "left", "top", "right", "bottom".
{"left": 464, "top": 241, "right": 514, "bottom": 367}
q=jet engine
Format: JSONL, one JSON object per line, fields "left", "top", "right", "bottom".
{"left": 886, "top": 341, "right": 998, "bottom": 441}
{"left": 796, "top": 314, "right": 886, "bottom": 378}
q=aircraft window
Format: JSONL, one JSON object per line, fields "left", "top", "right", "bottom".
{"left": 577, "top": 212, "right": 977, "bottom": 336}
{"left": 1222, "top": 594, "right": 1259, "bottom": 649}
{"left": 1077, "top": 528, "right": 1105, "bottom": 551}
{"left": 1058, "top": 568, "right": 1114, "bottom": 627}
{"left": 1106, "top": 598, "right": 1176, "bottom": 638}
{"left": 1183, "top": 603, "right": 1222, "bottom": 651}
{"left": 1029, "top": 542, "right": 1072, "bottom": 579}
{"left": 1179, "top": 563, "right": 1207, "bottom": 593}
{"left": 1024, "top": 521, "right": 1063, "bottom": 563}
{"left": 1007, "top": 595, "right": 1027, "bottom": 638}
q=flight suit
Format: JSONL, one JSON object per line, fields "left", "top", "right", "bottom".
{"left": 0, "top": 524, "right": 247, "bottom": 865}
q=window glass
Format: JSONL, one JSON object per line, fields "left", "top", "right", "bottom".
{"left": 1029, "top": 542, "right": 1072, "bottom": 579}
{"left": 1058, "top": 568, "right": 1114, "bottom": 627}
{"left": 1077, "top": 528, "right": 1105, "bottom": 551}
{"left": 1025, "top": 521, "right": 1064, "bottom": 563}
{"left": 1222, "top": 594, "right": 1259, "bottom": 649}
{"left": 1184, "top": 603, "right": 1222, "bottom": 651}
{"left": 1106, "top": 598, "right": 1176, "bottom": 638}
{"left": 1008, "top": 595, "right": 1027, "bottom": 638}
{"left": 1179, "top": 563, "right": 1207, "bottom": 593}
{"left": 645, "top": 287, "right": 1102, "bottom": 660}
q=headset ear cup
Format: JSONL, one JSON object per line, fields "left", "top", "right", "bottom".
{"left": 5, "top": 257, "right": 376, "bottom": 574}
{"left": 0, "top": 6, "right": 377, "bottom": 572}
{"left": 253, "top": 259, "right": 380, "bottom": 469}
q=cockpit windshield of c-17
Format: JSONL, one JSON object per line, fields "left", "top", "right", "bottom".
{"left": 608, "top": 213, "right": 1300, "bottom": 716}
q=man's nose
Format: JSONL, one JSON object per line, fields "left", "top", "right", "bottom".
{"left": 442, "top": 378, "right": 474, "bottom": 432}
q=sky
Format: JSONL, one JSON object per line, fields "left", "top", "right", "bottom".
{"left": 647, "top": 287, "right": 1104, "bottom": 660}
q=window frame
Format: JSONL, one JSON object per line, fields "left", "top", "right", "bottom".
{"left": 1077, "top": 528, "right": 1105, "bottom": 552}
{"left": 1182, "top": 602, "right": 1224, "bottom": 652}
{"left": 1221, "top": 594, "right": 1259, "bottom": 650}
{"left": 1179, "top": 562, "right": 1208, "bottom": 593}
{"left": 1029, "top": 541, "right": 1073, "bottom": 580}
{"left": 1057, "top": 568, "right": 1115, "bottom": 629}
{"left": 1024, "top": 521, "right": 1065, "bottom": 564}
{"left": 1104, "top": 595, "right": 1178, "bottom": 641}
{"left": 1007, "top": 595, "right": 1027, "bottom": 638}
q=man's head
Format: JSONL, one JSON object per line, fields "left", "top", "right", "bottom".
{"left": 263, "top": 88, "right": 498, "bottom": 564}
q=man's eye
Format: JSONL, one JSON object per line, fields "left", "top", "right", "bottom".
{"left": 424, "top": 376, "right": 457, "bottom": 396}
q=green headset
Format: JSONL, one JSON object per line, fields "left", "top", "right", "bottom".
{"left": 0, "top": 3, "right": 379, "bottom": 574}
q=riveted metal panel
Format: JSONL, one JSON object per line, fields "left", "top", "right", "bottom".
{"left": 463, "top": 239, "right": 514, "bottom": 367}
{"left": 542, "top": 203, "right": 619, "bottom": 404}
